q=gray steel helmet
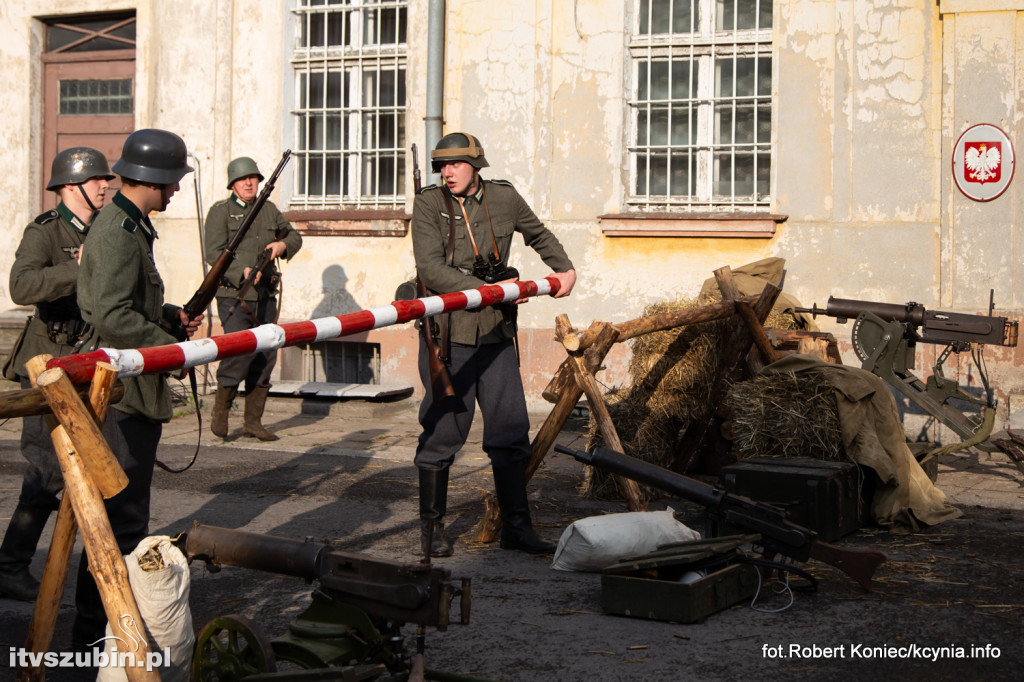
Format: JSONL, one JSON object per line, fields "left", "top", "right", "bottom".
{"left": 46, "top": 147, "right": 115, "bottom": 190}
{"left": 112, "top": 129, "right": 194, "bottom": 185}
{"left": 226, "top": 156, "right": 264, "bottom": 189}
{"left": 430, "top": 132, "right": 489, "bottom": 172}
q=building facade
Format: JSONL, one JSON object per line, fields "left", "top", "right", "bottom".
{"left": 1, "top": 0, "right": 1022, "bottom": 438}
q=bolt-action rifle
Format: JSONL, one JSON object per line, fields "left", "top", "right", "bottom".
{"left": 555, "top": 444, "right": 887, "bottom": 590}
{"left": 163, "top": 150, "right": 292, "bottom": 340}
{"left": 794, "top": 293, "right": 1018, "bottom": 450}
{"left": 400, "top": 144, "right": 455, "bottom": 402}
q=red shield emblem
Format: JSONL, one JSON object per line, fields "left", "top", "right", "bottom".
{"left": 963, "top": 141, "right": 1001, "bottom": 184}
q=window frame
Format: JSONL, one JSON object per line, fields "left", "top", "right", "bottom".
{"left": 289, "top": 0, "right": 409, "bottom": 213}
{"left": 625, "top": 0, "right": 774, "bottom": 213}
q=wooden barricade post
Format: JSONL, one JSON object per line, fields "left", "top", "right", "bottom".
{"left": 29, "top": 366, "right": 158, "bottom": 682}
{"left": 18, "top": 360, "right": 121, "bottom": 682}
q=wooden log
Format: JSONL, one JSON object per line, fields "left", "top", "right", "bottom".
{"left": 34, "top": 366, "right": 128, "bottom": 499}
{"left": 566, "top": 296, "right": 756, "bottom": 354}
{"left": 736, "top": 300, "right": 784, "bottom": 365}
{"left": 553, "top": 313, "right": 579, "bottom": 352}
{"left": 474, "top": 324, "right": 620, "bottom": 543}
{"left": 0, "top": 380, "right": 125, "bottom": 419}
{"left": 567, "top": 349, "right": 647, "bottom": 512}
{"left": 542, "top": 321, "right": 602, "bottom": 403}
{"left": 19, "top": 362, "right": 119, "bottom": 682}
{"left": 713, "top": 266, "right": 742, "bottom": 302}
{"left": 34, "top": 368, "right": 157, "bottom": 681}
{"left": 673, "top": 282, "right": 782, "bottom": 473}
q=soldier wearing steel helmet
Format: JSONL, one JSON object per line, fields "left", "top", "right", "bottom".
{"left": 203, "top": 156, "right": 302, "bottom": 441}
{"left": 74, "top": 128, "right": 203, "bottom": 648}
{"left": 411, "top": 132, "right": 577, "bottom": 557}
{"left": 0, "top": 147, "right": 113, "bottom": 602}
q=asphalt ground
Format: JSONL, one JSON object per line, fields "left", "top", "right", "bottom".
{"left": 1, "top": 389, "right": 1022, "bottom": 681}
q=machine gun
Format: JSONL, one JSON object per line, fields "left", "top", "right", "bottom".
{"left": 163, "top": 150, "right": 291, "bottom": 340}
{"left": 794, "top": 293, "right": 1018, "bottom": 450}
{"left": 182, "top": 522, "right": 472, "bottom": 681}
{"left": 555, "top": 445, "right": 887, "bottom": 591}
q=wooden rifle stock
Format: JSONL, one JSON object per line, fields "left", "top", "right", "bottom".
{"left": 417, "top": 279, "right": 455, "bottom": 402}
{"left": 164, "top": 150, "right": 292, "bottom": 339}
{"left": 556, "top": 444, "right": 886, "bottom": 590}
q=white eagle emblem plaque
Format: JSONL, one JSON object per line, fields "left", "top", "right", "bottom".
{"left": 953, "top": 124, "right": 1015, "bottom": 202}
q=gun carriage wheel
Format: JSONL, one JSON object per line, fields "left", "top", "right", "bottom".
{"left": 193, "top": 614, "right": 277, "bottom": 681}
{"left": 850, "top": 312, "right": 889, "bottom": 364}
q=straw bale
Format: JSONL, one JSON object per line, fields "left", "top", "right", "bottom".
{"left": 581, "top": 295, "right": 801, "bottom": 499}
{"left": 723, "top": 369, "right": 845, "bottom": 461}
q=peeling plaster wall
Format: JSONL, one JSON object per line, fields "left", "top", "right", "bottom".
{"left": 2, "top": 1, "right": 1022, "bottom": 417}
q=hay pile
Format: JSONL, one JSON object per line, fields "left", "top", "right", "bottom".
{"left": 723, "top": 369, "right": 845, "bottom": 461}
{"left": 582, "top": 294, "right": 801, "bottom": 499}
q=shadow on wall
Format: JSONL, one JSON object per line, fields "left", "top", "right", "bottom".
{"left": 313, "top": 264, "right": 361, "bottom": 319}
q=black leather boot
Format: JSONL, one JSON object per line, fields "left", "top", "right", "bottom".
{"left": 419, "top": 467, "right": 454, "bottom": 558}
{"left": 0, "top": 503, "right": 52, "bottom": 602}
{"left": 492, "top": 463, "right": 556, "bottom": 555}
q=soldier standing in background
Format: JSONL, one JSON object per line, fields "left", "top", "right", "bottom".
{"left": 74, "top": 128, "right": 203, "bottom": 647}
{"left": 0, "top": 148, "right": 114, "bottom": 602}
{"left": 412, "top": 132, "right": 577, "bottom": 557}
{"left": 204, "top": 156, "right": 302, "bottom": 442}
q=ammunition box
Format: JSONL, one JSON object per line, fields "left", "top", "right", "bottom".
{"left": 601, "top": 535, "right": 761, "bottom": 623}
{"left": 719, "top": 457, "right": 866, "bottom": 542}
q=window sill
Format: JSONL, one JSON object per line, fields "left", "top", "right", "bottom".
{"left": 283, "top": 209, "right": 410, "bottom": 237}
{"left": 598, "top": 212, "right": 786, "bottom": 238}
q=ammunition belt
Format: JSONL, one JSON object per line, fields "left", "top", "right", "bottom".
{"left": 44, "top": 318, "right": 91, "bottom": 344}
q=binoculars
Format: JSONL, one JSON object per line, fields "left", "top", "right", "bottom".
{"left": 473, "top": 253, "right": 519, "bottom": 284}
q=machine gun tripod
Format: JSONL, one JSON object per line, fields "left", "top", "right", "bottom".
{"left": 795, "top": 292, "right": 1023, "bottom": 472}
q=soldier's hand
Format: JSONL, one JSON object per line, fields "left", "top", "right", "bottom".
{"left": 178, "top": 309, "right": 204, "bottom": 339}
{"left": 550, "top": 269, "right": 576, "bottom": 298}
{"left": 497, "top": 275, "right": 530, "bottom": 304}
{"left": 243, "top": 266, "right": 262, "bottom": 286}
{"left": 268, "top": 241, "right": 287, "bottom": 259}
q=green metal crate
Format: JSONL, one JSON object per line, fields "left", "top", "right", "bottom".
{"left": 600, "top": 535, "right": 761, "bottom": 623}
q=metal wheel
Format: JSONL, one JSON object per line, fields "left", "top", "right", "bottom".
{"left": 193, "top": 614, "right": 277, "bottom": 681}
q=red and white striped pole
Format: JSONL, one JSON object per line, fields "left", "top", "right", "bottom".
{"left": 46, "top": 277, "right": 561, "bottom": 384}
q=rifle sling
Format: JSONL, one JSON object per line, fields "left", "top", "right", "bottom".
{"left": 156, "top": 366, "right": 201, "bottom": 474}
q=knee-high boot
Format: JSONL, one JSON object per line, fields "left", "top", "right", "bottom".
{"left": 210, "top": 385, "right": 237, "bottom": 438}
{"left": 0, "top": 503, "right": 52, "bottom": 602}
{"left": 243, "top": 386, "right": 278, "bottom": 441}
{"left": 419, "top": 468, "right": 454, "bottom": 557}
{"left": 492, "top": 462, "right": 556, "bottom": 554}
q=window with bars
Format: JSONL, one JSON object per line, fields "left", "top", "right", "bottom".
{"left": 291, "top": 0, "right": 408, "bottom": 210}
{"left": 628, "top": 0, "right": 772, "bottom": 210}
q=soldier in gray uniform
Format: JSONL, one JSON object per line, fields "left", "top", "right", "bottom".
{"left": 204, "top": 156, "right": 302, "bottom": 441}
{"left": 74, "top": 129, "right": 203, "bottom": 647}
{"left": 411, "top": 132, "right": 577, "bottom": 557}
{"left": 0, "top": 148, "right": 114, "bottom": 602}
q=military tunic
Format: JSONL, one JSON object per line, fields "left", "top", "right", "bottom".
{"left": 6, "top": 204, "right": 92, "bottom": 509}
{"left": 78, "top": 192, "right": 182, "bottom": 422}
{"left": 9, "top": 204, "right": 91, "bottom": 377}
{"left": 412, "top": 179, "right": 573, "bottom": 345}
{"left": 204, "top": 195, "right": 302, "bottom": 389}
{"left": 411, "top": 178, "right": 574, "bottom": 469}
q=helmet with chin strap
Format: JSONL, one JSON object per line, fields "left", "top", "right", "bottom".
{"left": 46, "top": 147, "right": 115, "bottom": 190}
{"left": 430, "top": 132, "right": 489, "bottom": 172}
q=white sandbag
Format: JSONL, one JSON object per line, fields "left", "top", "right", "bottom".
{"left": 96, "top": 536, "right": 194, "bottom": 681}
{"left": 551, "top": 508, "right": 700, "bottom": 572}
